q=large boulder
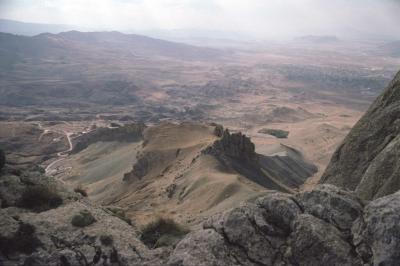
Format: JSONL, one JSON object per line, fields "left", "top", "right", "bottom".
{"left": 169, "top": 186, "right": 362, "bottom": 266}
{"left": 297, "top": 184, "right": 363, "bottom": 231}
{"left": 168, "top": 185, "right": 400, "bottom": 266}
{"left": 320, "top": 71, "right": 400, "bottom": 200}
{"left": 168, "top": 229, "right": 240, "bottom": 266}
{"left": 288, "top": 214, "right": 361, "bottom": 266}
{"left": 352, "top": 191, "right": 400, "bottom": 265}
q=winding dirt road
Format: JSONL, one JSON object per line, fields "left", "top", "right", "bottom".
{"left": 35, "top": 121, "right": 75, "bottom": 176}
{"left": 44, "top": 132, "right": 72, "bottom": 175}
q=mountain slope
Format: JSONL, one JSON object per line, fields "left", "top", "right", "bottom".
{"left": 55, "top": 122, "right": 316, "bottom": 226}
{"left": 0, "top": 31, "right": 223, "bottom": 107}
{"left": 320, "top": 70, "right": 400, "bottom": 200}
{"left": 0, "top": 19, "right": 73, "bottom": 36}
{"left": 0, "top": 30, "right": 221, "bottom": 63}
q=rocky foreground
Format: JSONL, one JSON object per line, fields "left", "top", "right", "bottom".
{"left": 1, "top": 161, "right": 400, "bottom": 266}
{"left": 169, "top": 184, "right": 400, "bottom": 266}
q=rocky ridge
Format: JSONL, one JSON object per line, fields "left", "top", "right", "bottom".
{"left": 168, "top": 184, "right": 400, "bottom": 266}
{"left": 203, "top": 128, "right": 257, "bottom": 162}
{"left": 321, "top": 70, "right": 400, "bottom": 200}
{"left": 203, "top": 127, "right": 316, "bottom": 191}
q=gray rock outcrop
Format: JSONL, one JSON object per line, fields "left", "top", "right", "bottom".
{"left": 0, "top": 167, "right": 166, "bottom": 266}
{"left": 321, "top": 71, "right": 400, "bottom": 200}
{"left": 168, "top": 184, "right": 400, "bottom": 266}
{"left": 352, "top": 190, "right": 400, "bottom": 265}
{"left": 205, "top": 129, "right": 256, "bottom": 162}
{"left": 204, "top": 128, "right": 316, "bottom": 191}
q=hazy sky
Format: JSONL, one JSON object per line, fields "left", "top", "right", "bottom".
{"left": 1, "top": 0, "right": 400, "bottom": 40}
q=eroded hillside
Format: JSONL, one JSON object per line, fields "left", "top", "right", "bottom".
{"left": 50, "top": 122, "right": 315, "bottom": 226}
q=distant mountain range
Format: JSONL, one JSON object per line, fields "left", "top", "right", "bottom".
{"left": 0, "top": 18, "right": 77, "bottom": 36}
{"left": 378, "top": 40, "right": 400, "bottom": 57}
{"left": 294, "top": 35, "right": 340, "bottom": 44}
{"left": 0, "top": 30, "right": 224, "bottom": 106}
{"left": 0, "top": 18, "right": 254, "bottom": 48}
{"left": 0, "top": 30, "right": 221, "bottom": 60}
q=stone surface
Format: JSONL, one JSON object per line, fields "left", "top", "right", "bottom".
{"left": 205, "top": 129, "right": 256, "bottom": 162}
{"left": 168, "top": 185, "right": 400, "bottom": 266}
{"left": 297, "top": 184, "right": 363, "bottom": 231}
{"left": 288, "top": 214, "right": 361, "bottom": 266}
{"left": 168, "top": 229, "right": 241, "bottom": 266}
{"left": 0, "top": 200, "right": 166, "bottom": 266}
{"left": 321, "top": 71, "right": 400, "bottom": 200}
{"left": 203, "top": 129, "right": 316, "bottom": 191}
{"left": 0, "top": 167, "right": 166, "bottom": 266}
{"left": 213, "top": 124, "right": 224, "bottom": 137}
{"left": 352, "top": 191, "right": 400, "bottom": 265}
{"left": 3, "top": 174, "right": 400, "bottom": 266}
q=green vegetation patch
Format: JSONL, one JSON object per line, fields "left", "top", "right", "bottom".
{"left": 100, "top": 235, "right": 114, "bottom": 246}
{"left": 258, "top": 128, "right": 289, "bottom": 139}
{"left": 0, "top": 223, "right": 42, "bottom": 256}
{"left": 18, "top": 185, "right": 63, "bottom": 212}
{"left": 0, "top": 149, "right": 5, "bottom": 171}
{"left": 71, "top": 210, "right": 96, "bottom": 227}
{"left": 105, "top": 206, "right": 132, "bottom": 225}
{"left": 140, "top": 217, "right": 189, "bottom": 249}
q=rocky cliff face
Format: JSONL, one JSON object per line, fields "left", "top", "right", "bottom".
{"left": 320, "top": 71, "right": 400, "bottom": 200}
{"left": 204, "top": 129, "right": 257, "bottom": 162}
{"left": 168, "top": 185, "right": 400, "bottom": 266}
{"left": 204, "top": 127, "right": 316, "bottom": 191}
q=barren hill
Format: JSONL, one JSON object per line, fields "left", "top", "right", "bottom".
{"left": 54, "top": 122, "right": 316, "bottom": 226}
{"left": 0, "top": 31, "right": 223, "bottom": 107}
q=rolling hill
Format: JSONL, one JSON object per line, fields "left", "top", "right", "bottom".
{"left": 52, "top": 122, "right": 316, "bottom": 226}
{"left": 0, "top": 31, "right": 223, "bottom": 107}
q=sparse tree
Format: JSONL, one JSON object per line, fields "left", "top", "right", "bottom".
{"left": 0, "top": 149, "right": 5, "bottom": 171}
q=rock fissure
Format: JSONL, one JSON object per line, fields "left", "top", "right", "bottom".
{"left": 218, "top": 227, "right": 268, "bottom": 266}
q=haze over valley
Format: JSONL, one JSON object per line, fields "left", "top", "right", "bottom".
{"left": 1, "top": 1, "right": 400, "bottom": 265}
